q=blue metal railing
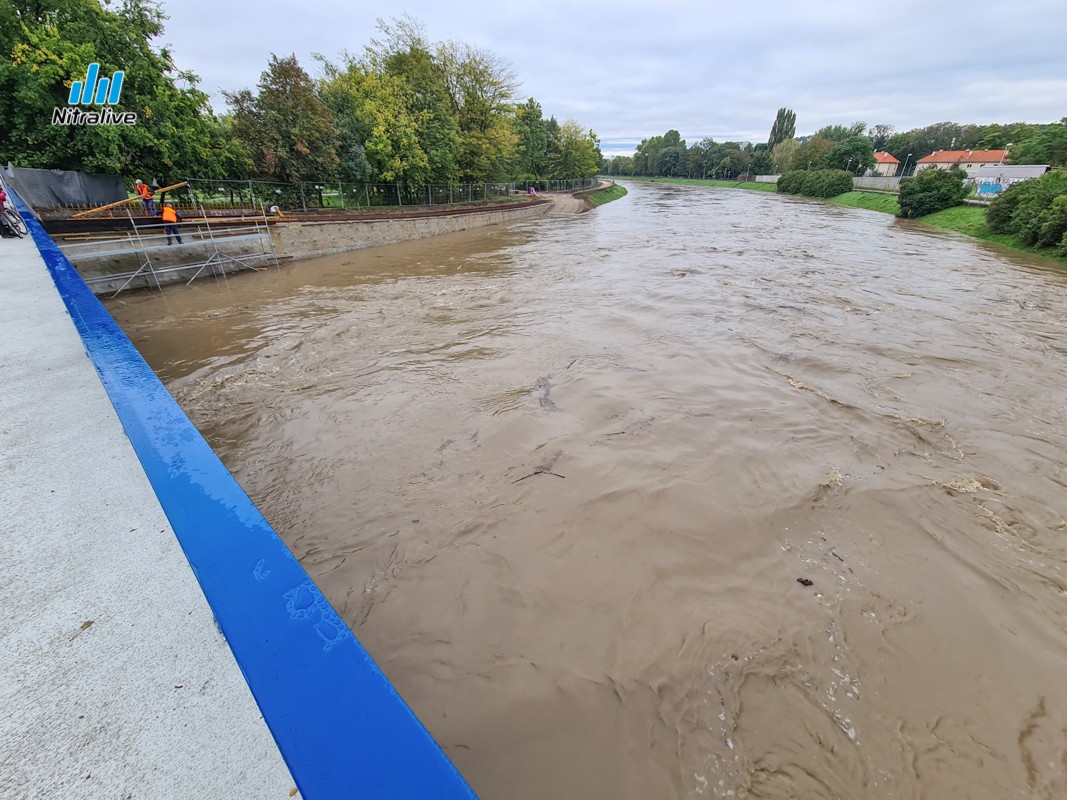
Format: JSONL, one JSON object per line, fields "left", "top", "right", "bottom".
{"left": 10, "top": 186, "right": 478, "bottom": 800}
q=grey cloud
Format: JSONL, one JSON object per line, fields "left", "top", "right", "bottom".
{"left": 160, "top": 0, "right": 1066, "bottom": 145}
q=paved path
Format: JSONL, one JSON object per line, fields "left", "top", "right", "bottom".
{"left": 0, "top": 232, "right": 299, "bottom": 799}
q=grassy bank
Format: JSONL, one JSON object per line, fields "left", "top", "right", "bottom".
{"left": 827, "top": 191, "right": 900, "bottom": 214}
{"left": 617, "top": 175, "right": 1066, "bottom": 268}
{"left": 920, "top": 207, "right": 1067, "bottom": 267}
{"left": 587, "top": 183, "right": 628, "bottom": 206}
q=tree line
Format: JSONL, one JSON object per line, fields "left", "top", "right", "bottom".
{"left": 602, "top": 107, "right": 1067, "bottom": 179}
{"left": 0, "top": 3, "right": 602, "bottom": 187}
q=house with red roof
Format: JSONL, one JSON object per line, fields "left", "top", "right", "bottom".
{"left": 872, "top": 151, "right": 899, "bottom": 177}
{"left": 914, "top": 149, "right": 1009, "bottom": 174}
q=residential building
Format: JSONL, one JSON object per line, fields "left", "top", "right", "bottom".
{"left": 914, "top": 149, "right": 1009, "bottom": 173}
{"left": 872, "top": 151, "right": 900, "bottom": 177}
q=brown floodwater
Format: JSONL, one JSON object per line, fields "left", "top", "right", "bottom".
{"left": 106, "top": 183, "right": 1067, "bottom": 799}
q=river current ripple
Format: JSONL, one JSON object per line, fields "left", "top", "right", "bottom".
{"left": 109, "top": 182, "right": 1067, "bottom": 799}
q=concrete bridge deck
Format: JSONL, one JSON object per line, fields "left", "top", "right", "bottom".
{"left": 0, "top": 194, "right": 476, "bottom": 798}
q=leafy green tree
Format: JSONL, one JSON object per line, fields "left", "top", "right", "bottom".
{"left": 226, "top": 54, "right": 339, "bottom": 183}
{"left": 365, "top": 17, "right": 460, "bottom": 184}
{"left": 607, "top": 155, "right": 634, "bottom": 176}
{"left": 1007, "top": 119, "right": 1067, "bottom": 167}
{"left": 867, "top": 124, "right": 895, "bottom": 150}
{"left": 656, "top": 129, "right": 686, "bottom": 176}
{"left": 768, "top": 107, "right": 796, "bottom": 149}
{"left": 975, "top": 122, "right": 1036, "bottom": 150}
{"left": 636, "top": 134, "right": 664, "bottom": 176}
{"left": 749, "top": 146, "right": 773, "bottom": 176}
{"left": 318, "top": 60, "right": 427, "bottom": 188}
{"left": 770, "top": 138, "right": 798, "bottom": 173}
{"left": 513, "top": 98, "right": 548, "bottom": 177}
{"left": 791, "top": 136, "right": 834, "bottom": 170}
{"left": 437, "top": 40, "right": 519, "bottom": 181}
{"left": 684, "top": 137, "right": 716, "bottom": 178}
{"left": 883, "top": 121, "right": 983, "bottom": 165}
{"left": 814, "top": 122, "right": 867, "bottom": 143}
{"left": 824, "top": 135, "right": 875, "bottom": 173}
{"left": 898, "top": 167, "right": 967, "bottom": 218}
{"left": 0, "top": 0, "right": 229, "bottom": 179}
{"left": 546, "top": 120, "right": 600, "bottom": 179}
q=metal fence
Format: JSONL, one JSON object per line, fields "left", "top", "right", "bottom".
{"left": 178, "top": 177, "right": 598, "bottom": 214}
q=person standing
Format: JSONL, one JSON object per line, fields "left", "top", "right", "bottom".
{"left": 161, "top": 203, "right": 182, "bottom": 245}
{"left": 134, "top": 179, "right": 155, "bottom": 216}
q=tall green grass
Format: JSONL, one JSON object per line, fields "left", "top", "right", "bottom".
{"left": 827, "top": 191, "right": 899, "bottom": 214}
{"left": 587, "top": 184, "right": 628, "bottom": 206}
{"left": 921, "top": 206, "right": 1067, "bottom": 267}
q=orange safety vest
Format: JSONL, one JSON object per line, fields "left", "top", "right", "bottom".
{"left": 136, "top": 183, "right": 154, "bottom": 200}
{"left": 161, "top": 206, "right": 178, "bottom": 223}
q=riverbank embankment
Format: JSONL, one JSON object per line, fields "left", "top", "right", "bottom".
{"left": 55, "top": 186, "right": 624, "bottom": 294}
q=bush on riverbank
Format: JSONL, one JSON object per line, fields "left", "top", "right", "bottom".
{"left": 987, "top": 171, "right": 1067, "bottom": 254}
{"left": 898, "top": 168, "right": 968, "bottom": 218}
{"left": 777, "top": 170, "right": 853, "bottom": 198}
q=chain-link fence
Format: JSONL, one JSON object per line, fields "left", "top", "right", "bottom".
{"left": 180, "top": 177, "right": 599, "bottom": 214}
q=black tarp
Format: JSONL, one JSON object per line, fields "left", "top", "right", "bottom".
{"left": 2, "top": 163, "right": 126, "bottom": 210}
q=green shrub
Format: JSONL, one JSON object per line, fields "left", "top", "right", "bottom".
{"left": 777, "top": 169, "right": 853, "bottom": 198}
{"left": 1036, "top": 195, "right": 1067, "bottom": 248}
{"left": 898, "top": 167, "right": 968, "bottom": 218}
{"left": 986, "top": 171, "right": 1067, "bottom": 247}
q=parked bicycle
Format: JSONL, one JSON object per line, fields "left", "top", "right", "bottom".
{"left": 0, "top": 184, "right": 27, "bottom": 238}
{"left": 1, "top": 205, "right": 27, "bottom": 238}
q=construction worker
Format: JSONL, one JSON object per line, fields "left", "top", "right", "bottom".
{"left": 161, "top": 203, "right": 182, "bottom": 245}
{"left": 134, "top": 179, "right": 155, "bottom": 216}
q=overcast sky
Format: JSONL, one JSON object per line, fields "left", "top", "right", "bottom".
{"left": 158, "top": 0, "right": 1067, "bottom": 157}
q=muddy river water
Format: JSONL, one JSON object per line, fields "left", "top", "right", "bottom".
{"left": 107, "top": 182, "right": 1067, "bottom": 799}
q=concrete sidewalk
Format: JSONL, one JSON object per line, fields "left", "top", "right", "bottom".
{"left": 0, "top": 233, "right": 298, "bottom": 798}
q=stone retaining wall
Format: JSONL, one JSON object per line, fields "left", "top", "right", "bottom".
{"left": 271, "top": 201, "right": 551, "bottom": 262}
{"left": 63, "top": 200, "right": 552, "bottom": 294}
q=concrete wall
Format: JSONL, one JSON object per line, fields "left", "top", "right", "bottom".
{"left": 66, "top": 229, "right": 275, "bottom": 295}
{"left": 272, "top": 201, "right": 551, "bottom": 262}
{"left": 758, "top": 175, "right": 903, "bottom": 192}
{"left": 61, "top": 201, "right": 552, "bottom": 294}
{"left": 852, "top": 176, "right": 901, "bottom": 192}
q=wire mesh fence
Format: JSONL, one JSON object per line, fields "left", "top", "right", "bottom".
{"left": 30, "top": 176, "right": 600, "bottom": 219}
{"left": 179, "top": 177, "right": 599, "bottom": 215}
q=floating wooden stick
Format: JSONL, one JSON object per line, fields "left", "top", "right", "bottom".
{"left": 511, "top": 470, "right": 566, "bottom": 484}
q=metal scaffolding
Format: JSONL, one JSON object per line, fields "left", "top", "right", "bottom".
{"left": 61, "top": 206, "right": 280, "bottom": 297}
